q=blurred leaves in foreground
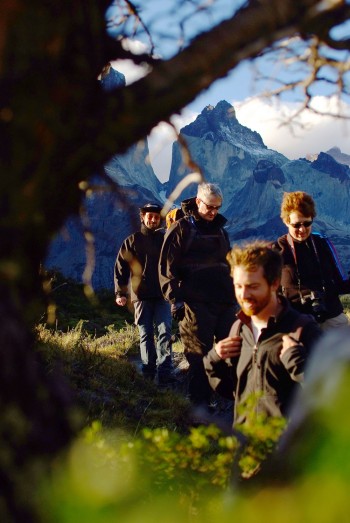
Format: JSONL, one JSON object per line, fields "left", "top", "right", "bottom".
{"left": 38, "top": 371, "right": 350, "bottom": 522}
{"left": 34, "top": 324, "right": 350, "bottom": 522}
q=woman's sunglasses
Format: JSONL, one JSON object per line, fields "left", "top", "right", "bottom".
{"left": 290, "top": 221, "right": 313, "bottom": 229}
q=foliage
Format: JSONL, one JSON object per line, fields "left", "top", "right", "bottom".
{"left": 130, "top": 424, "right": 238, "bottom": 493}
{"left": 32, "top": 279, "right": 350, "bottom": 511}
{"left": 340, "top": 294, "right": 350, "bottom": 320}
{"left": 35, "top": 322, "right": 190, "bottom": 433}
{"left": 34, "top": 321, "right": 285, "bottom": 501}
{"left": 33, "top": 306, "right": 350, "bottom": 521}
{"left": 235, "top": 395, "right": 287, "bottom": 478}
{"left": 34, "top": 353, "right": 350, "bottom": 522}
{"left": 36, "top": 319, "right": 139, "bottom": 357}
{"left": 42, "top": 270, "right": 134, "bottom": 335}
{"left": 38, "top": 413, "right": 286, "bottom": 521}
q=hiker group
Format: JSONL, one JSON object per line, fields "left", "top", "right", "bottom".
{"left": 114, "top": 185, "right": 350, "bottom": 426}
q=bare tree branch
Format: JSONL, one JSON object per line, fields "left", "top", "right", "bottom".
{"left": 99, "top": 0, "right": 349, "bottom": 157}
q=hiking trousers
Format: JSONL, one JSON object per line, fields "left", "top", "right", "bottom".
{"left": 179, "top": 301, "right": 236, "bottom": 404}
{"left": 134, "top": 298, "right": 173, "bottom": 379}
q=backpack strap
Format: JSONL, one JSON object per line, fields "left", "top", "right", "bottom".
{"left": 182, "top": 217, "right": 197, "bottom": 255}
{"left": 228, "top": 314, "right": 314, "bottom": 344}
{"left": 228, "top": 319, "right": 242, "bottom": 337}
{"left": 229, "top": 315, "right": 314, "bottom": 342}
{"left": 183, "top": 215, "right": 228, "bottom": 256}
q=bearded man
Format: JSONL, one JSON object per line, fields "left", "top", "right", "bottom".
{"left": 204, "top": 241, "right": 322, "bottom": 425}
{"left": 114, "top": 203, "right": 174, "bottom": 385}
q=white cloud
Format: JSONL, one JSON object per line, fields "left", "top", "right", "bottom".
{"left": 120, "top": 39, "right": 149, "bottom": 55}
{"left": 110, "top": 59, "right": 151, "bottom": 85}
{"left": 148, "top": 110, "right": 197, "bottom": 181}
{"left": 111, "top": 39, "right": 152, "bottom": 85}
{"left": 109, "top": 47, "right": 350, "bottom": 180}
{"left": 149, "top": 96, "right": 350, "bottom": 182}
{"left": 234, "top": 96, "right": 350, "bottom": 160}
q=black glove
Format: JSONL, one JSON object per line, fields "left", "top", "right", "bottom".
{"left": 171, "top": 302, "right": 185, "bottom": 322}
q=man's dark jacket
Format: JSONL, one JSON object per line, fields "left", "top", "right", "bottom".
{"left": 204, "top": 299, "right": 322, "bottom": 424}
{"left": 159, "top": 197, "right": 235, "bottom": 304}
{"left": 114, "top": 224, "right": 165, "bottom": 302}
{"left": 273, "top": 233, "right": 350, "bottom": 320}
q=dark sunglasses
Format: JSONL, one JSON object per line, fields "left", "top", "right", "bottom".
{"left": 198, "top": 199, "right": 221, "bottom": 211}
{"left": 290, "top": 220, "right": 313, "bottom": 229}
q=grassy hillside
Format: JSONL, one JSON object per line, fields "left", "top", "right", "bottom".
{"left": 30, "top": 276, "right": 350, "bottom": 521}
{"left": 43, "top": 271, "right": 134, "bottom": 334}
{"left": 36, "top": 321, "right": 191, "bottom": 434}
{"left": 39, "top": 273, "right": 350, "bottom": 436}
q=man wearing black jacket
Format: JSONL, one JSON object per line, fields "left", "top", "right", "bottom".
{"left": 159, "top": 183, "right": 237, "bottom": 409}
{"left": 114, "top": 203, "right": 174, "bottom": 384}
{"left": 204, "top": 242, "right": 322, "bottom": 425}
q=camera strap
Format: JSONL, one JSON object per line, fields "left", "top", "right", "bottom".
{"left": 286, "top": 233, "right": 326, "bottom": 293}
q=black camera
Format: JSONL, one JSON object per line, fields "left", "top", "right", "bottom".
{"left": 301, "top": 290, "right": 328, "bottom": 322}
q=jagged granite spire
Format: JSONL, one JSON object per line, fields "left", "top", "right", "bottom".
{"left": 311, "top": 152, "right": 350, "bottom": 183}
{"left": 46, "top": 94, "right": 350, "bottom": 289}
{"left": 181, "top": 100, "right": 265, "bottom": 148}
{"left": 167, "top": 100, "right": 285, "bottom": 204}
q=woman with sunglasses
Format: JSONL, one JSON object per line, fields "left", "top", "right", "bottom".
{"left": 273, "top": 191, "right": 350, "bottom": 330}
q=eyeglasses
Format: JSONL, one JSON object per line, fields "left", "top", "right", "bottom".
{"left": 290, "top": 221, "right": 313, "bottom": 229}
{"left": 198, "top": 199, "right": 222, "bottom": 212}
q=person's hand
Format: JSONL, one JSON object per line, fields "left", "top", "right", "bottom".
{"left": 116, "top": 296, "right": 127, "bottom": 306}
{"left": 280, "top": 334, "right": 300, "bottom": 358}
{"left": 171, "top": 302, "right": 185, "bottom": 322}
{"left": 215, "top": 336, "right": 242, "bottom": 360}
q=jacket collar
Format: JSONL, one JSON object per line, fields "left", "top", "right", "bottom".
{"left": 181, "top": 197, "right": 227, "bottom": 227}
{"left": 141, "top": 223, "right": 161, "bottom": 235}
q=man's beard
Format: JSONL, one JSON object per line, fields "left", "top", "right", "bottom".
{"left": 238, "top": 292, "right": 272, "bottom": 317}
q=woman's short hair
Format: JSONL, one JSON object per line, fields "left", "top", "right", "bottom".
{"left": 280, "top": 191, "right": 316, "bottom": 223}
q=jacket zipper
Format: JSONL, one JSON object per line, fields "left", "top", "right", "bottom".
{"left": 253, "top": 344, "right": 258, "bottom": 365}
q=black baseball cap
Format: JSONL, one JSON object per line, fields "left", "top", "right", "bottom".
{"left": 140, "top": 203, "right": 162, "bottom": 213}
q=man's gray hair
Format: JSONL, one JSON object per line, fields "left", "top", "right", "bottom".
{"left": 197, "top": 183, "right": 223, "bottom": 201}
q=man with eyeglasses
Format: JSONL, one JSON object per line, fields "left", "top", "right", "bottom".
{"left": 159, "top": 183, "right": 237, "bottom": 411}
{"left": 273, "top": 191, "right": 350, "bottom": 330}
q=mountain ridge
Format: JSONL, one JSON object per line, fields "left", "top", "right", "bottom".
{"left": 45, "top": 91, "right": 350, "bottom": 289}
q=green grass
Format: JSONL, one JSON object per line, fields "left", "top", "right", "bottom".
{"left": 35, "top": 321, "right": 191, "bottom": 434}
{"left": 28, "top": 276, "right": 350, "bottom": 522}
{"left": 43, "top": 270, "right": 134, "bottom": 335}
{"left": 39, "top": 275, "right": 350, "bottom": 438}
{"left": 341, "top": 294, "right": 350, "bottom": 319}
{"left": 33, "top": 275, "right": 350, "bottom": 514}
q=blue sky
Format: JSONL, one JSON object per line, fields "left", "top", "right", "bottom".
{"left": 108, "top": 1, "right": 350, "bottom": 181}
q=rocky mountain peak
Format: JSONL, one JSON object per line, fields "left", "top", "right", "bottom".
{"left": 180, "top": 100, "right": 265, "bottom": 149}
{"left": 326, "top": 147, "right": 350, "bottom": 166}
{"left": 46, "top": 92, "right": 350, "bottom": 290}
{"left": 311, "top": 152, "right": 350, "bottom": 182}
{"left": 100, "top": 64, "right": 126, "bottom": 91}
{"left": 180, "top": 100, "right": 233, "bottom": 138}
